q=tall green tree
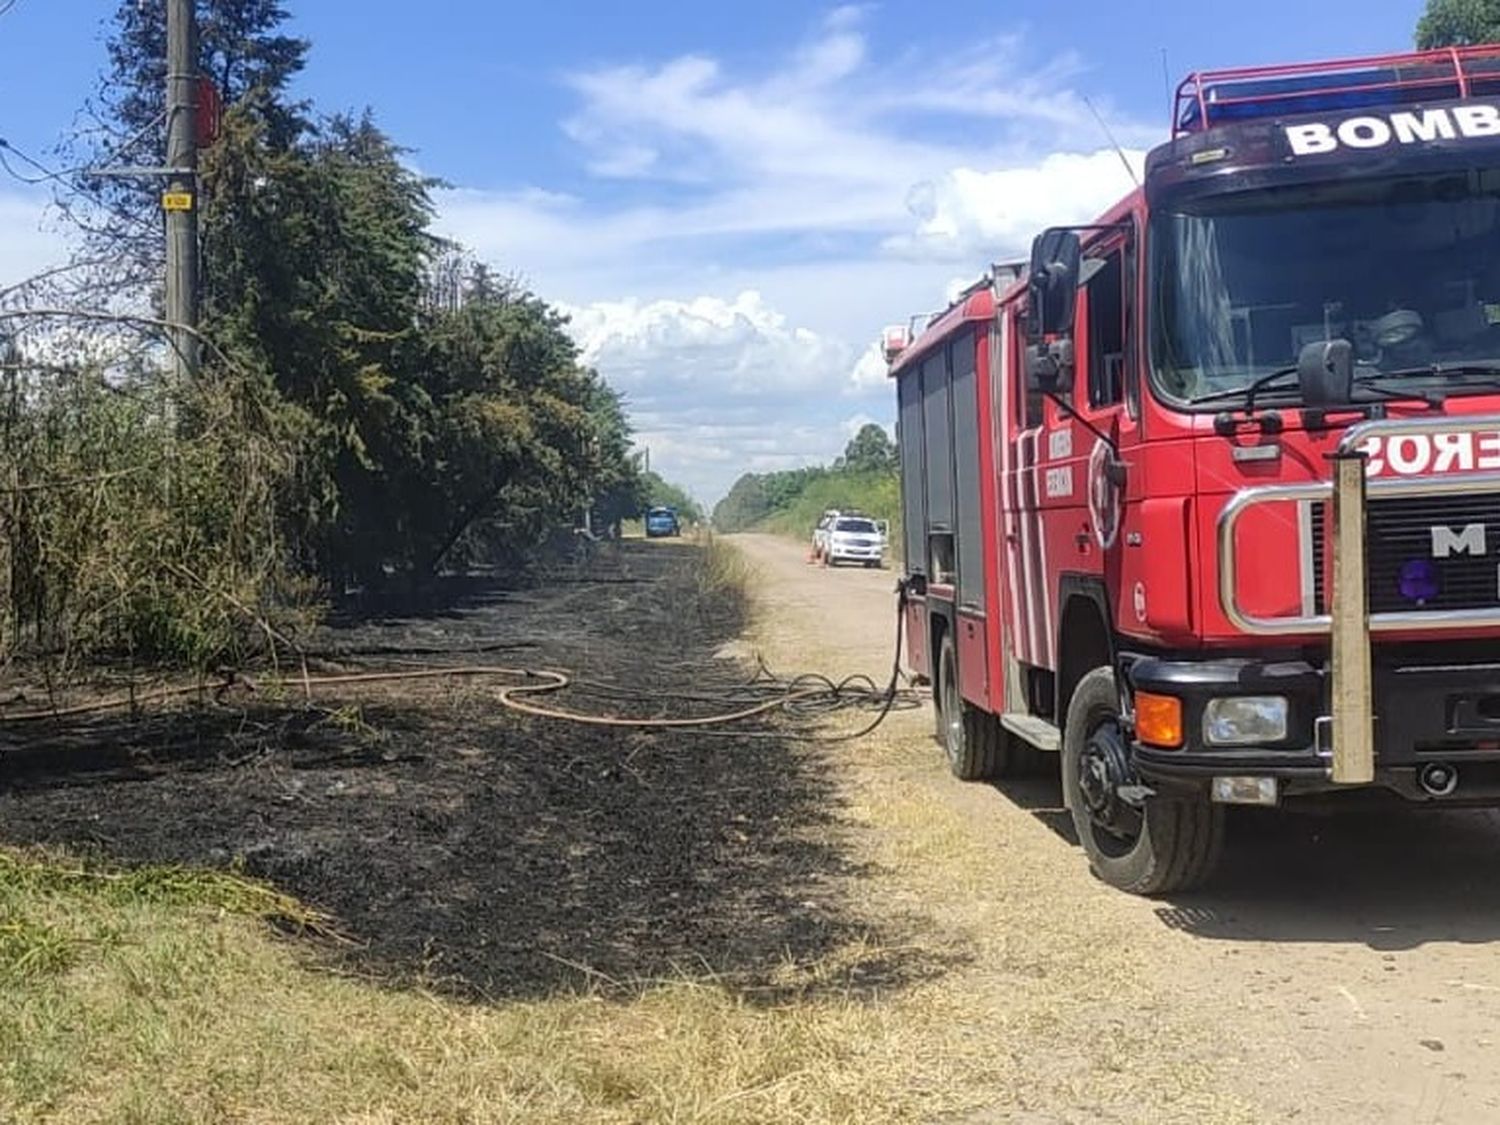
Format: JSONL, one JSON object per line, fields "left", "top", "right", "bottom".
{"left": 588, "top": 384, "right": 648, "bottom": 537}
{"left": 842, "top": 423, "right": 897, "bottom": 474}
{"left": 408, "top": 284, "right": 634, "bottom": 573}
{"left": 1416, "top": 0, "right": 1500, "bottom": 47}
{"left": 712, "top": 473, "right": 772, "bottom": 532}
{"left": 202, "top": 105, "right": 441, "bottom": 582}
{"left": 39, "top": 0, "right": 651, "bottom": 615}
{"left": 102, "top": 0, "right": 308, "bottom": 147}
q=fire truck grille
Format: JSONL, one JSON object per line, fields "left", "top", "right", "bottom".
{"left": 1311, "top": 493, "right": 1500, "bottom": 615}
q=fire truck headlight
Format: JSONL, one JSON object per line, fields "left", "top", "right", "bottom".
{"left": 1203, "top": 696, "right": 1288, "bottom": 746}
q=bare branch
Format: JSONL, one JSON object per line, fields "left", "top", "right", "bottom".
{"left": 0, "top": 307, "right": 248, "bottom": 374}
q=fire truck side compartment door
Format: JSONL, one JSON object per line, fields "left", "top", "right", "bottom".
{"left": 952, "top": 329, "right": 990, "bottom": 706}
{"left": 897, "top": 371, "right": 927, "bottom": 579}
{"left": 922, "top": 348, "right": 956, "bottom": 584}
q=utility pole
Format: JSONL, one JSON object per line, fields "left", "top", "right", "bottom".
{"left": 165, "top": 0, "right": 200, "bottom": 379}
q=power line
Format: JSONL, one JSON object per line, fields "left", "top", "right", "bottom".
{"left": 0, "top": 108, "right": 170, "bottom": 188}
{"left": 0, "top": 138, "right": 68, "bottom": 185}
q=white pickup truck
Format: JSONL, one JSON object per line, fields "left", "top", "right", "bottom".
{"left": 814, "top": 512, "right": 887, "bottom": 568}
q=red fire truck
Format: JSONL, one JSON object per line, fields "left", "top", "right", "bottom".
{"left": 888, "top": 46, "right": 1500, "bottom": 894}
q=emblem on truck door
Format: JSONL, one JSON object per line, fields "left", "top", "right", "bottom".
{"left": 1089, "top": 439, "right": 1121, "bottom": 549}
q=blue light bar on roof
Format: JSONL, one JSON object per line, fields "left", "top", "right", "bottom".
{"left": 1174, "top": 48, "right": 1500, "bottom": 137}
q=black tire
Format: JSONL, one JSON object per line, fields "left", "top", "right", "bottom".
{"left": 936, "top": 633, "right": 1002, "bottom": 780}
{"left": 1061, "top": 667, "right": 1223, "bottom": 895}
{"left": 864, "top": 560, "right": 879, "bottom": 569}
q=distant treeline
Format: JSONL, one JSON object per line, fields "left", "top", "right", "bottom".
{"left": 712, "top": 424, "right": 902, "bottom": 549}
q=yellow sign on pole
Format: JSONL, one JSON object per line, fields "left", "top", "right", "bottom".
{"left": 162, "top": 192, "right": 195, "bottom": 212}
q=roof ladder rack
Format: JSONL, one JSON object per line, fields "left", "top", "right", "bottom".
{"left": 1173, "top": 44, "right": 1500, "bottom": 137}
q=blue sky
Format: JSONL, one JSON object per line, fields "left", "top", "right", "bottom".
{"left": 1, "top": 1, "right": 1426, "bottom": 501}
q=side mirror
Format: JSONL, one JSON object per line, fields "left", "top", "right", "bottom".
{"left": 1027, "top": 228, "right": 1082, "bottom": 338}
{"left": 1026, "top": 338, "right": 1074, "bottom": 392}
{"left": 1296, "top": 339, "right": 1353, "bottom": 407}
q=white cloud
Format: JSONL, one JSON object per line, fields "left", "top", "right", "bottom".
{"left": 630, "top": 408, "right": 856, "bottom": 503}
{"left": 847, "top": 341, "right": 890, "bottom": 393}
{"left": 565, "top": 290, "right": 854, "bottom": 398}
{"left": 891, "top": 150, "right": 1148, "bottom": 261}
{"left": 1, "top": 11, "right": 1164, "bottom": 506}
{"left": 562, "top": 289, "right": 887, "bottom": 501}
{"left": 446, "top": 8, "right": 1157, "bottom": 298}
{"left": 479, "top": 12, "right": 1163, "bottom": 503}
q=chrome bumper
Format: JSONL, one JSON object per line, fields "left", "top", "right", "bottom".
{"left": 1217, "top": 415, "right": 1500, "bottom": 784}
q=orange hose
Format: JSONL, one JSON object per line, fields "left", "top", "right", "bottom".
{"left": 0, "top": 665, "right": 826, "bottom": 731}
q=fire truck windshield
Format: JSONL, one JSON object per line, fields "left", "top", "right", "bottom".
{"left": 1151, "top": 169, "right": 1500, "bottom": 408}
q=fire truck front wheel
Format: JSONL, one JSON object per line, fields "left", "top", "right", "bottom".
{"left": 1062, "top": 667, "right": 1224, "bottom": 895}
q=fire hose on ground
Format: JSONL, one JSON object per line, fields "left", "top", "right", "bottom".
{"left": 0, "top": 583, "right": 922, "bottom": 746}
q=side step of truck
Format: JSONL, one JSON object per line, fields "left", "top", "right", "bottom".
{"left": 1000, "top": 713, "right": 1061, "bottom": 752}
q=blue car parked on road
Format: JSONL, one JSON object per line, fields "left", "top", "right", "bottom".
{"left": 645, "top": 506, "right": 680, "bottom": 538}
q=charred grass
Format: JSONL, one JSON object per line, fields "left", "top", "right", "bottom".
{"left": 0, "top": 538, "right": 972, "bottom": 1123}
{"left": 0, "top": 540, "right": 931, "bottom": 1001}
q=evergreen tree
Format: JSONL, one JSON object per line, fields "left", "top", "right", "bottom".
{"left": 65, "top": 1, "right": 308, "bottom": 297}
{"left": 1416, "top": 0, "right": 1500, "bottom": 47}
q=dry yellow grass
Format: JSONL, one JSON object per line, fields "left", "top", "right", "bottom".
{"left": 0, "top": 862, "right": 1001, "bottom": 1124}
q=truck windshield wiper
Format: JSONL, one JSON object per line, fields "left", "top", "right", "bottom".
{"left": 1186, "top": 360, "right": 1500, "bottom": 412}
{"left": 1186, "top": 365, "right": 1298, "bottom": 410}
{"left": 1189, "top": 365, "right": 1448, "bottom": 411}
{"left": 1346, "top": 371, "right": 1445, "bottom": 408}
{"left": 1374, "top": 361, "right": 1500, "bottom": 381}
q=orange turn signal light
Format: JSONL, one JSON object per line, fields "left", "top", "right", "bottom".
{"left": 1135, "top": 691, "right": 1184, "bottom": 749}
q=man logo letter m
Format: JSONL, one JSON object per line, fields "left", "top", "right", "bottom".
{"left": 1431, "top": 523, "right": 1488, "bottom": 558}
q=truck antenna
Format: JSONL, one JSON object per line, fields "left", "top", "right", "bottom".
{"left": 1083, "top": 95, "right": 1140, "bottom": 189}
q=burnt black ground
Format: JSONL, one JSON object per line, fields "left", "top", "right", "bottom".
{"left": 0, "top": 541, "right": 931, "bottom": 1001}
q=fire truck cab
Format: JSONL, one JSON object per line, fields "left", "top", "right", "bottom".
{"left": 890, "top": 46, "right": 1500, "bottom": 894}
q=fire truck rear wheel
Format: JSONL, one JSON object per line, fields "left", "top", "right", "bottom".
{"left": 1062, "top": 667, "right": 1224, "bottom": 895}
{"left": 936, "top": 632, "right": 1001, "bottom": 780}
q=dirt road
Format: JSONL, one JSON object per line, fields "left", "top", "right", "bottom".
{"left": 733, "top": 532, "right": 1500, "bottom": 1124}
